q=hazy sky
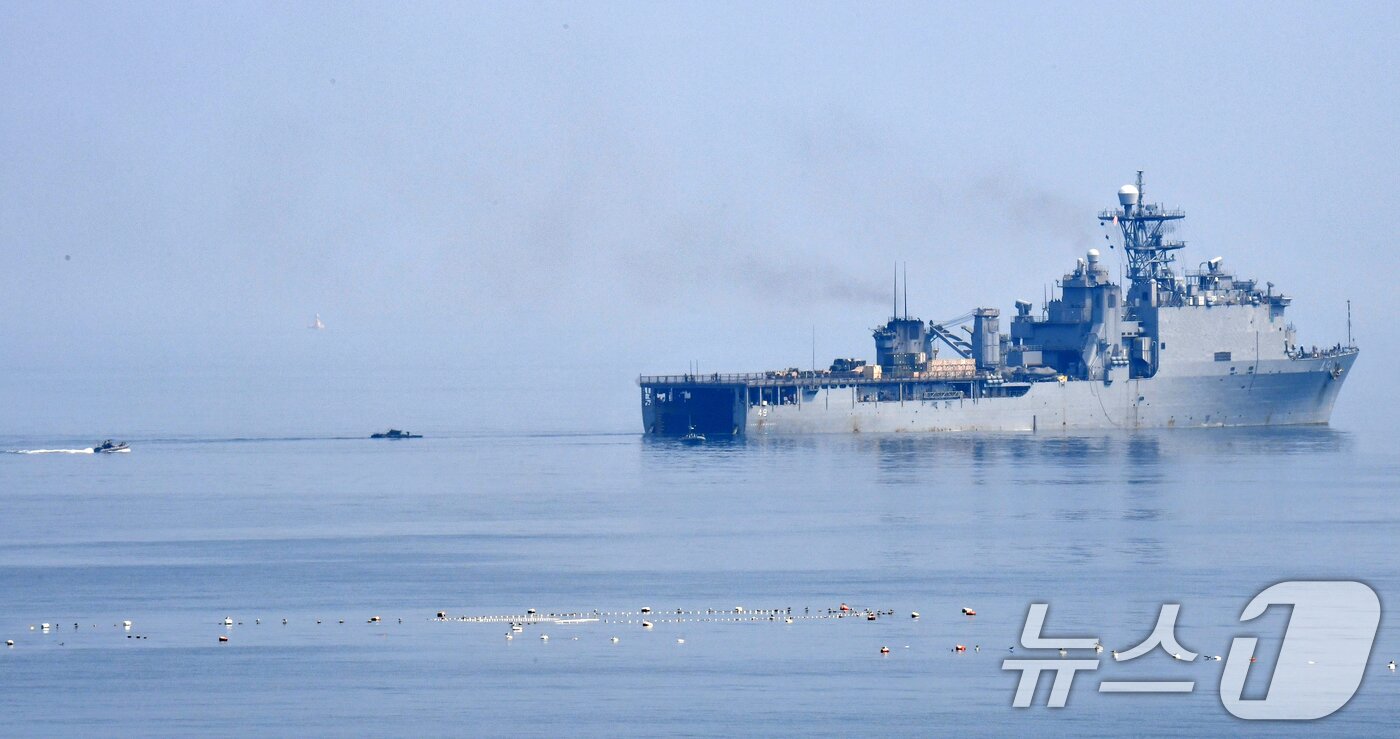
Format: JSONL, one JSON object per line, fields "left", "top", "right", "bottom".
{"left": 2, "top": 1, "right": 1396, "bottom": 434}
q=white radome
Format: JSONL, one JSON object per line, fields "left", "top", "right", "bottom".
{"left": 1118, "top": 184, "right": 1139, "bottom": 207}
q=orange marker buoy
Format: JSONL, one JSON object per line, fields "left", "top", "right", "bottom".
{"left": 962, "top": 607, "right": 977, "bottom": 616}
{"left": 840, "top": 603, "right": 851, "bottom": 612}
{"left": 955, "top": 644, "right": 967, "bottom": 652}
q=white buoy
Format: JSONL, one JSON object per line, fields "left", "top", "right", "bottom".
{"left": 123, "top": 620, "right": 133, "bottom": 628}
{"left": 505, "top": 633, "right": 513, "bottom": 640}
{"left": 1389, "top": 661, "right": 1395, "bottom": 671}
{"left": 1094, "top": 643, "right": 1103, "bottom": 653}
{"left": 610, "top": 637, "right": 619, "bottom": 643}
{"left": 223, "top": 617, "right": 233, "bottom": 626}
{"left": 540, "top": 634, "right": 549, "bottom": 641}
{"left": 784, "top": 617, "right": 793, "bottom": 624}
{"left": 1059, "top": 648, "right": 1067, "bottom": 657}
{"left": 676, "top": 638, "right": 685, "bottom": 644}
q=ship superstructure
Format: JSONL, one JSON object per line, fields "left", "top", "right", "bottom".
{"left": 639, "top": 173, "right": 1357, "bottom": 435}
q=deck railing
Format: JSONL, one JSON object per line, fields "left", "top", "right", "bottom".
{"left": 638, "top": 372, "right": 975, "bottom": 387}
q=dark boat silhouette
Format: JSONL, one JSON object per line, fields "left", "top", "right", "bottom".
{"left": 370, "top": 429, "right": 422, "bottom": 439}
{"left": 92, "top": 440, "right": 130, "bottom": 453}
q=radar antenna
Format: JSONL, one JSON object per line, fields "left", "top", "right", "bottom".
{"left": 1098, "top": 170, "right": 1186, "bottom": 305}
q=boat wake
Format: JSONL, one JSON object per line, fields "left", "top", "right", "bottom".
{"left": 5, "top": 448, "right": 98, "bottom": 455}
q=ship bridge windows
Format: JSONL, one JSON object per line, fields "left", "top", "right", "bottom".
{"left": 1214, "top": 351, "right": 1232, "bottom": 362}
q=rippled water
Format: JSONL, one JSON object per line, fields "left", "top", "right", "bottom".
{"left": 2, "top": 423, "right": 1397, "bottom": 736}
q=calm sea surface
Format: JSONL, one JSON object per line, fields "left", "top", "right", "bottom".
{"left": 1, "top": 369, "right": 1397, "bottom": 736}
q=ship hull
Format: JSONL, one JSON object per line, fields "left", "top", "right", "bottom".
{"left": 640, "top": 352, "right": 1355, "bottom": 436}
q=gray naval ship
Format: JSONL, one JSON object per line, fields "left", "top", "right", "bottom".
{"left": 639, "top": 173, "right": 1357, "bottom": 436}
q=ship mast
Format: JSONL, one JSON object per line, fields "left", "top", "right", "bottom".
{"left": 1098, "top": 170, "right": 1186, "bottom": 305}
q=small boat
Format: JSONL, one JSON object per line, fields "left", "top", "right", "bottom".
{"left": 679, "top": 421, "right": 705, "bottom": 444}
{"left": 371, "top": 429, "right": 422, "bottom": 439}
{"left": 92, "top": 440, "right": 130, "bottom": 453}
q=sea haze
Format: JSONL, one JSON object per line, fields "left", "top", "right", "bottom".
{"left": 2, "top": 2, "right": 1398, "bottom": 735}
